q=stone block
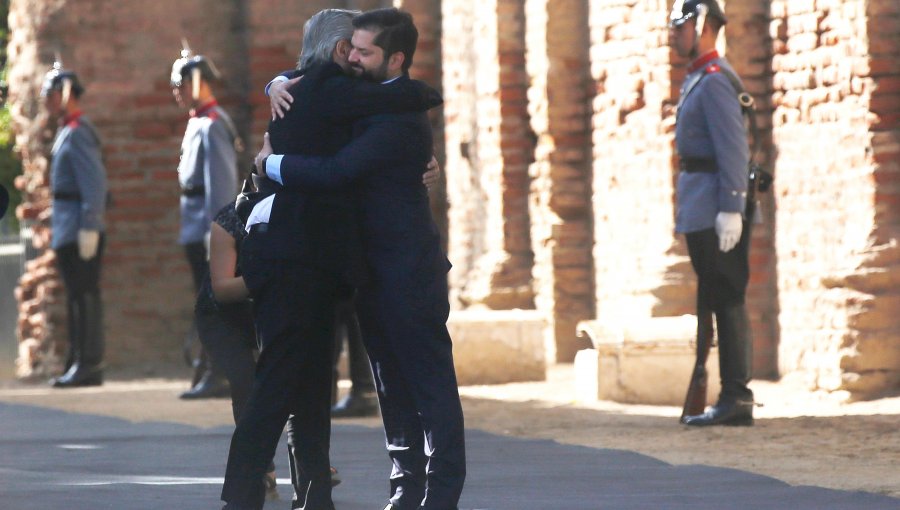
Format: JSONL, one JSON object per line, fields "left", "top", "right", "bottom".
{"left": 574, "top": 316, "right": 720, "bottom": 406}
{"left": 447, "top": 309, "right": 547, "bottom": 385}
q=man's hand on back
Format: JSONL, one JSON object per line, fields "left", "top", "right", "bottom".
{"left": 423, "top": 156, "right": 441, "bottom": 190}
{"left": 255, "top": 132, "right": 273, "bottom": 178}
{"left": 270, "top": 76, "right": 302, "bottom": 120}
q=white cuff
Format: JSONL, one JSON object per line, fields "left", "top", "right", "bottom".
{"left": 264, "top": 75, "right": 290, "bottom": 96}
{"left": 266, "top": 155, "right": 285, "bottom": 184}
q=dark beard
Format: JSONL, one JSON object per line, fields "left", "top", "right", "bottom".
{"left": 353, "top": 59, "right": 390, "bottom": 82}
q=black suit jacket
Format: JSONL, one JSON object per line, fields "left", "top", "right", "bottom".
{"left": 257, "top": 62, "right": 440, "bottom": 285}
{"left": 275, "top": 81, "right": 449, "bottom": 306}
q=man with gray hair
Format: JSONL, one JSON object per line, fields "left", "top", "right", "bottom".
{"left": 221, "top": 8, "right": 440, "bottom": 510}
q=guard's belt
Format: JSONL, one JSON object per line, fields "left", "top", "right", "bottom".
{"left": 680, "top": 158, "right": 717, "bottom": 174}
{"left": 53, "top": 191, "right": 82, "bottom": 201}
{"left": 181, "top": 185, "right": 206, "bottom": 197}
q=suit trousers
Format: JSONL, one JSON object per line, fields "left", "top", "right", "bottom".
{"left": 332, "top": 294, "right": 375, "bottom": 398}
{"left": 685, "top": 224, "right": 754, "bottom": 403}
{"left": 55, "top": 237, "right": 105, "bottom": 369}
{"left": 222, "top": 248, "right": 337, "bottom": 510}
{"left": 356, "top": 268, "right": 466, "bottom": 510}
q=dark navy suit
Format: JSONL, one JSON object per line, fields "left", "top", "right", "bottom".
{"left": 270, "top": 79, "right": 465, "bottom": 510}
{"left": 222, "top": 63, "right": 443, "bottom": 510}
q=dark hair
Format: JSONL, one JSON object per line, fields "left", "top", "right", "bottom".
{"left": 352, "top": 8, "right": 417, "bottom": 73}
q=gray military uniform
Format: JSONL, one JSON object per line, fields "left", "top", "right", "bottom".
{"left": 50, "top": 113, "right": 107, "bottom": 248}
{"left": 675, "top": 52, "right": 749, "bottom": 234}
{"left": 177, "top": 101, "right": 238, "bottom": 245}
{"left": 676, "top": 50, "right": 755, "bottom": 408}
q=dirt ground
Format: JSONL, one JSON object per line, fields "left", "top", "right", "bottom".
{"left": 1, "top": 364, "right": 898, "bottom": 499}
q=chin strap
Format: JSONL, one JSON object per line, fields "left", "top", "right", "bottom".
{"left": 692, "top": 4, "right": 709, "bottom": 56}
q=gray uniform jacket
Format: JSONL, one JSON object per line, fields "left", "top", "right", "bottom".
{"left": 177, "top": 101, "right": 238, "bottom": 245}
{"left": 675, "top": 52, "right": 749, "bottom": 234}
{"left": 50, "top": 112, "right": 107, "bottom": 249}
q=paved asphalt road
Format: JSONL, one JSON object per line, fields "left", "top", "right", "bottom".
{"left": 0, "top": 402, "right": 897, "bottom": 510}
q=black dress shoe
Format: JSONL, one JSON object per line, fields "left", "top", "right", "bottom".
{"left": 51, "top": 363, "right": 103, "bottom": 388}
{"left": 180, "top": 371, "right": 229, "bottom": 399}
{"left": 683, "top": 400, "right": 754, "bottom": 426}
{"left": 331, "top": 392, "right": 379, "bottom": 418}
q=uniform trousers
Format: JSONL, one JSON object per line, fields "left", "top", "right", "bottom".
{"left": 222, "top": 245, "right": 337, "bottom": 510}
{"left": 685, "top": 223, "right": 754, "bottom": 403}
{"left": 356, "top": 260, "right": 465, "bottom": 510}
{"left": 56, "top": 236, "right": 105, "bottom": 370}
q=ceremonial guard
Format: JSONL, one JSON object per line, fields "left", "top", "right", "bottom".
{"left": 42, "top": 62, "right": 108, "bottom": 388}
{"left": 669, "top": 0, "right": 756, "bottom": 426}
{"left": 171, "top": 46, "right": 239, "bottom": 399}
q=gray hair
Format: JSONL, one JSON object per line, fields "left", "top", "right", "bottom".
{"left": 298, "top": 9, "right": 360, "bottom": 70}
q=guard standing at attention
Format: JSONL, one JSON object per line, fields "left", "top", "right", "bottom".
{"left": 669, "top": 0, "right": 755, "bottom": 426}
{"left": 42, "top": 62, "right": 108, "bottom": 388}
{"left": 170, "top": 45, "right": 239, "bottom": 399}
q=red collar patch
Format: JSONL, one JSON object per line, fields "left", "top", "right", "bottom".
{"left": 688, "top": 50, "right": 719, "bottom": 74}
{"left": 705, "top": 63, "right": 721, "bottom": 74}
{"left": 61, "top": 110, "right": 83, "bottom": 128}
{"left": 190, "top": 99, "right": 218, "bottom": 118}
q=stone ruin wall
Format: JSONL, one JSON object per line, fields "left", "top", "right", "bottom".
{"left": 7, "top": 0, "right": 899, "bottom": 396}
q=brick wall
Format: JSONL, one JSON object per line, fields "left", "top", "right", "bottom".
{"left": 770, "top": 0, "right": 900, "bottom": 395}
{"left": 8, "top": 0, "right": 331, "bottom": 375}
{"left": 588, "top": 0, "right": 694, "bottom": 326}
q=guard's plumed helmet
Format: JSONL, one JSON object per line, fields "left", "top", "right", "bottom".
{"left": 170, "top": 42, "right": 221, "bottom": 100}
{"left": 40, "top": 61, "right": 84, "bottom": 105}
{"left": 669, "top": 0, "right": 727, "bottom": 28}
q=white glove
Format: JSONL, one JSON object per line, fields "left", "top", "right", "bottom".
{"left": 77, "top": 229, "right": 100, "bottom": 260}
{"left": 715, "top": 212, "right": 743, "bottom": 252}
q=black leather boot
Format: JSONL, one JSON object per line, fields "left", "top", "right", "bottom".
{"left": 716, "top": 303, "right": 754, "bottom": 403}
{"left": 52, "top": 292, "right": 104, "bottom": 388}
{"left": 683, "top": 399, "right": 754, "bottom": 426}
{"left": 52, "top": 362, "right": 103, "bottom": 387}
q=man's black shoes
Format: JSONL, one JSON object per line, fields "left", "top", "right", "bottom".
{"left": 332, "top": 392, "right": 379, "bottom": 418}
{"left": 682, "top": 399, "right": 754, "bottom": 426}
{"left": 50, "top": 363, "right": 103, "bottom": 388}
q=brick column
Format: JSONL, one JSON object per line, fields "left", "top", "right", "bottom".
{"left": 525, "top": 0, "right": 595, "bottom": 362}
{"left": 722, "top": 0, "right": 779, "bottom": 379}
{"left": 397, "top": 0, "right": 448, "bottom": 244}
{"left": 443, "top": 0, "right": 535, "bottom": 310}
